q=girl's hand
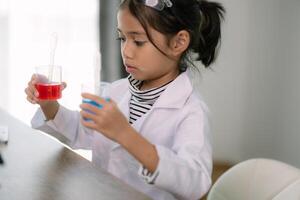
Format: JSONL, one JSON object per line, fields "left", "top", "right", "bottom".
{"left": 80, "top": 93, "right": 131, "bottom": 142}
{"left": 24, "top": 74, "right": 67, "bottom": 106}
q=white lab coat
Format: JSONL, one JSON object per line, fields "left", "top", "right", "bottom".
{"left": 31, "top": 71, "right": 212, "bottom": 200}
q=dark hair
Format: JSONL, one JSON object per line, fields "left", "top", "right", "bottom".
{"left": 119, "top": 0, "right": 225, "bottom": 69}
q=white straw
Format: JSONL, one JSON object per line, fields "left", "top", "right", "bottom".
{"left": 94, "top": 50, "right": 101, "bottom": 94}
{"left": 48, "top": 32, "right": 58, "bottom": 82}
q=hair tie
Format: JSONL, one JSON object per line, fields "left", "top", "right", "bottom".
{"left": 143, "top": 0, "right": 173, "bottom": 11}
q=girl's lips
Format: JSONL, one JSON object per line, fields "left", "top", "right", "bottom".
{"left": 125, "top": 65, "right": 137, "bottom": 73}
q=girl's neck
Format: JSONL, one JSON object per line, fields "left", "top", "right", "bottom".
{"left": 140, "top": 70, "right": 180, "bottom": 91}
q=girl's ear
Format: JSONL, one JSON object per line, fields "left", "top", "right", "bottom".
{"left": 170, "top": 30, "right": 190, "bottom": 57}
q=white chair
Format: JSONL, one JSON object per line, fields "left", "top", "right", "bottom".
{"left": 207, "top": 158, "right": 300, "bottom": 200}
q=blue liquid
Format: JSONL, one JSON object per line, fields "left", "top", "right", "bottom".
{"left": 82, "top": 99, "right": 103, "bottom": 109}
{"left": 82, "top": 99, "right": 103, "bottom": 121}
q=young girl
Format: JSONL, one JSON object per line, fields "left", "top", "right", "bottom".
{"left": 25, "top": 0, "right": 225, "bottom": 199}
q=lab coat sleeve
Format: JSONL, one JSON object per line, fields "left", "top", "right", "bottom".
{"left": 138, "top": 108, "right": 212, "bottom": 200}
{"left": 31, "top": 105, "right": 94, "bottom": 149}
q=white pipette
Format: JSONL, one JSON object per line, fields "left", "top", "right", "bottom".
{"left": 48, "top": 32, "right": 58, "bottom": 82}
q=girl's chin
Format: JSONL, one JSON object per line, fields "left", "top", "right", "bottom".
{"left": 129, "top": 73, "right": 143, "bottom": 80}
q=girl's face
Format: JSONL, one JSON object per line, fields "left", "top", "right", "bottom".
{"left": 117, "top": 7, "right": 179, "bottom": 89}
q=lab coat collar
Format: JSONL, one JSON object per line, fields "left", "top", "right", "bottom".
{"left": 153, "top": 71, "right": 193, "bottom": 109}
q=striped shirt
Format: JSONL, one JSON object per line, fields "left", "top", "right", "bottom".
{"left": 128, "top": 75, "right": 172, "bottom": 124}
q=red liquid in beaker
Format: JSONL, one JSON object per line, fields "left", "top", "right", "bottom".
{"left": 35, "top": 83, "right": 62, "bottom": 100}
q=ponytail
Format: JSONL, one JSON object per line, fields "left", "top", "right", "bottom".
{"left": 195, "top": 0, "right": 225, "bottom": 67}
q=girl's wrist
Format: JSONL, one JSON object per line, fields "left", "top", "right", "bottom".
{"left": 115, "top": 124, "right": 136, "bottom": 148}
{"left": 40, "top": 101, "right": 60, "bottom": 120}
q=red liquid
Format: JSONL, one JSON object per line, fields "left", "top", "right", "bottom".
{"left": 35, "top": 83, "right": 62, "bottom": 100}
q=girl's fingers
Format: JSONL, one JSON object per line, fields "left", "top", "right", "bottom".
{"left": 80, "top": 110, "right": 100, "bottom": 125}
{"left": 80, "top": 103, "right": 101, "bottom": 116}
{"left": 80, "top": 109, "right": 95, "bottom": 119}
{"left": 25, "top": 84, "right": 39, "bottom": 98}
{"left": 26, "top": 90, "right": 37, "bottom": 103}
{"left": 26, "top": 95, "right": 37, "bottom": 104}
{"left": 33, "top": 96, "right": 40, "bottom": 103}
{"left": 26, "top": 75, "right": 42, "bottom": 104}
{"left": 31, "top": 74, "right": 37, "bottom": 81}
{"left": 26, "top": 83, "right": 34, "bottom": 94}
{"left": 28, "top": 78, "right": 39, "bottom": 93}
{"left": 28, "top": 79, "right": 36, "bottom": 87}
{"left": 80, "top": 117, "right": 97, "bottom": 129}
{"left": 25, "top": 78, "right": 40, "bottom": 104}
{"left": 25, "top": 87, "right": 33, "bottom": 98}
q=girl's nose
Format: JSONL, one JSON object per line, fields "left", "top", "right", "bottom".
{"left": 121, "top": 42, "right": 133, "bottom": 59}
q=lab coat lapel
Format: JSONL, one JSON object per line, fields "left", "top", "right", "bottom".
{"left": 129, "top": 72, "right": 193, "bottom": 135}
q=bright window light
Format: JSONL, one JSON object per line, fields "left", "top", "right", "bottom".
{"left": 0, "top": 0, "right": 99, "bottom": 126}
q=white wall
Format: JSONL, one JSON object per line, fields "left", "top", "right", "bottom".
{"left": 0, "top": 7, "right": 9, "bottom": 109}
{"left": 274, "top": 1, "right": 300, "bottom": 168}
{"left": 199, "top": 0, "right": 300, "bottom": 167}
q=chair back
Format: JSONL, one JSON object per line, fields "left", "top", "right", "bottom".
{"left": 207, "top": 158, "right": 300, "bottom": 200}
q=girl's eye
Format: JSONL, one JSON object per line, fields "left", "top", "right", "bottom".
{"left": 134, "top": 41, "right": 146, "bottom": 47}
{"left": 117, "top": 37, "right": 146, "bottom": 47}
